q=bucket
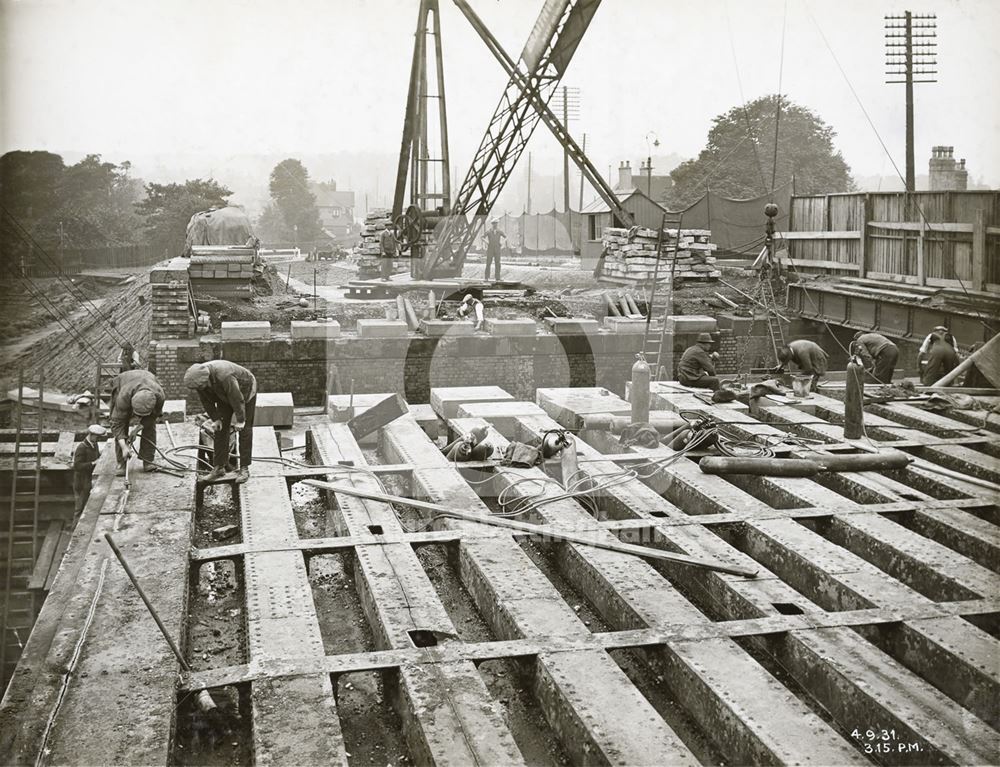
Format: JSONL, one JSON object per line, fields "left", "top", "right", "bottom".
{"left": 791, "top": 375, "right": 813, "bottom": 398}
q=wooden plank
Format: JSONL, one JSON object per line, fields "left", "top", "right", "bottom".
{"left": 27, "top": 521, "right": 62, "bottom": 590}
{"left": 42, "top": 530, "right": 72, "bottom": 591}
{"left": 781, "top": 230, "right": 862, "bottom": 240}
{"left": 346, "top": 392, "right": 408, "bottom": 440}
{"left": 785, "top": 258, "right": 861, "bottom": 271}
{"left": 868, "top": 221, "right": 974, "bottom": 233}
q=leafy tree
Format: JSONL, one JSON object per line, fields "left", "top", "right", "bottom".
{"left": 135, "top": 178, "right": 232, "bottom": 254}
{"left": 53, "top": 154, "right": 144, "bottom": 247}
{"left": 668, "top": 95, "right": 854, "bottom": 208}
{"left": 267, "top": 159, "right": 324, "bottom": 243}
{"left": 254, "top": 203, "right": 285, "bottom": 243}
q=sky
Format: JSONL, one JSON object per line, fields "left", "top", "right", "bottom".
{"left": 2, "top": 0, "right": 998, "bottom": 213}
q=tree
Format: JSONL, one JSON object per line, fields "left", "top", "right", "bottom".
{"left": 254, "top": 203, "right": 285, "bottom": 243}
{"left": 267, "top": 159, "right": 324, "bottom": 244}
{"left": 135, "top": 178, "right": 232, "bottom": 255}
{"left": 0, "top": 151, "right": 66, "bottom": 270}
{"left": 53, "top": 154, "right": 144, "bottom": 247}
{"left": 668, "top": 95, "right": 854, "bottom": 208}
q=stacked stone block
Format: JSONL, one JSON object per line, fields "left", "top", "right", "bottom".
{"left": 601, "top": 227, "right": 720, "bottom": 282}
{"left": 150, "top": 258, "right": 193, "bottom": 339}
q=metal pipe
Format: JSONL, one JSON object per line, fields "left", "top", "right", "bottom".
{"left": 303, "top": 479, "right": 758, "bottom": 578}
{"left": 104, "top": 533, "right": 216, "bottom": 710}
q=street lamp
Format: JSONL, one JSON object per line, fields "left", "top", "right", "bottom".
{"left": 644, "top": 132, "right": 660, "bottom": 198}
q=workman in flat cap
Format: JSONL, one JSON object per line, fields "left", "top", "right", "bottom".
{"left": 775, "top": 339, "right": 829, "bottom": 392}
{"left": 109, "top": 368, "right": 166, "bottom": 475}
{"left": 851, "top": 331, "right": 899, "bottom": 384}
{"left": 678, "top": 333, "right": 720, "bottom": 390}
{"left": 73, "top": 424, "right": 107, "bottom": 515}
{"left": 184, "top": 360, "right": 257, "bottom": 484}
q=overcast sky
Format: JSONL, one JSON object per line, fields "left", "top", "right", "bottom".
{"left": 2, "top": 0, "right": 998, "bottom": 199}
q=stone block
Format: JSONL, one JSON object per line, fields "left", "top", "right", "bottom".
{"left": 430, "top": 385, "right": 515, "bottom": 419}
{"left": 456, "top": 400, "right": 546, "bottom": 438}
{"left": 421, "top": 319, "right": 474, "bottom": 337}
{"left": 291, "top": 320, "right": 341, "bottom": 340}
{"left": 161, "top": 399, "right": 187, "bottom": 423}
{"left": 544, "top": 317, "right": 600, "bottom": 335}
{"left": 603, "top": 317, "right": 656, "bottom": 334}
{"left": 150, "top": 257, "right": 189, "bottom": 285}
{"left": 356, "top": 320, "right": 410, "bottom": 339}
{"left": 221, "top": 321, "right": 271, "bottom": 341}
{"left": 409, "top": 403, "right": 441, "bottom": 440}
{"left": 254, "top": 392, "right": 294, "bottom": 427}
{"left": 486, "top": 319, "right": 537, "bottom": 336}
{"left": 666, "top": 315, "right": 718, "bottom": 333}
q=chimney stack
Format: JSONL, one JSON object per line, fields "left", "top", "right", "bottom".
{"left": 617, "top": 161, "right": 633, "bottom": 190}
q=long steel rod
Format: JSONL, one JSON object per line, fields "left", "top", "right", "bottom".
{"left": 303, "top": 478, "right": 759, "bottom": 577}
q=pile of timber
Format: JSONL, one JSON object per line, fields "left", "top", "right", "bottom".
{"left": 601, "top": 227, "right": 720, "bottom": 282}
{"left": 188, "top": 245, "right": 257, "bottom": 299}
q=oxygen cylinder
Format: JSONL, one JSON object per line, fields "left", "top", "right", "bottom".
{"left": 844, "top": 356, "right": 865, "bottom": 439}
{"left": 631, "top": 353, "right": 651, "bottom": 425}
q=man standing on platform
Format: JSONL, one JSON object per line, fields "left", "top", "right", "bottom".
{"left": 379, "top": 224, "right": 397, "bottom": 281}
{"left": 184, "top": 360, "right": 257, "bottom": 484}
{"left": 483, "top": 218, "right": 506, "bottom": 282}
{"left": 109, "top": 368, "right": 165, "bottom": 476}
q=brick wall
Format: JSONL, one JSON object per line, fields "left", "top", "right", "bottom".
{"left": 150, "top": 258, "right": 193, "bottom": 340}
{"left": 150, "top": 330, "right": 726, "bottom": 409}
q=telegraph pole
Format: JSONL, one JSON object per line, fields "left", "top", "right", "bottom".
{"left": 885, "top": 11, "right": 937, "bottom": 192}
{"left": 553, "top": 86, "right": 580, "bottom": 212}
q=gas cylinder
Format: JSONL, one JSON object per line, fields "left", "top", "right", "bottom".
{"left": 844, "top": 356, "right": 865, "bottom": 439}
{"left": 631, "top": 353, "right": 651, "bottom": 425}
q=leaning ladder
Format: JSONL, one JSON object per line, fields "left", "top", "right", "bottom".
{"left": 758, "top": 276, "right": 786, "bottom": 365}
{"left": 641, "top": 212, "right": 684, "bottom": 380}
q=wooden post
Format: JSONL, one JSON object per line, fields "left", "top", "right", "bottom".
{"left": 916, "top": 215, "right": 926, "bottom": 286}
{"left": 858, "top": 194, "right": 870, "bottom": 278}
{"left": 971, "top": 208, "right": 986, "bottom": 291}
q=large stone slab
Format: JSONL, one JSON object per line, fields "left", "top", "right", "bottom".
{"left": 665, "top": 315, "right": 717, "bottom": 333}
{"left": 456, "top": 400, "right": 547, "bottom": 438}
{"left": 544, "top": 317, "right": 600, "bottom": 335}
{"left": 486, "top": 318, "right": 537, "bottom": 336}
{"left": 161, "top": 399, "right": 187, "bottom": 423}
{"left": 421, "top": 319, "right": 474, "bottom": 337}
{"left": 604, "top": 317, "right": 656, "bottom": 334}
{"left": 255, "top": 392, "right": 294, "bottom": 427}
{"left": 291, "top": 320, "right": 341, "bottom": 339}
{"left": 430, "top": 385, "right": 514, "bottom": 419}
{"left": 221, "top": 320, "right": 271, "bottom": 341}
{"left": 356, "top": 319, "right": 409, "bottom": 338}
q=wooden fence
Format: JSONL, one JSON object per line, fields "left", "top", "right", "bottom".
{"left": 782, "top": 191, "right": 1000, "bottom": 293}
{"left": 16, "top": 243, "right": 168, "bottom": 277}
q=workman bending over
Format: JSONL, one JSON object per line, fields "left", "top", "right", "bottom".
{"left": 678, "top": 333, "right": 720, "bottom": 390}
{"left": 852, "top": 331, "right": 899, "bottom": 384}
{"left": 920, "top": 332, "right": 959, "bottom": 385}
{"left": 73, "top": 424, "right": 107, "bottom": 516}
{"left": 457, "top": 294, "right": 485, "bottom": 331}
{"left": 109, "top": 368, "right": 165, "bottom": 476}
{"left": 184, "top": 360, "right": 257, "bottom": 484}
{"left": 775, "top": 339, "right": 829, "bottom": 392}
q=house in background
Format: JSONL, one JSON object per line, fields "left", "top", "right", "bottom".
{"left": 581, "top": 161, "right": 669, "bottom": 266}
{"left": 310, "top": 180, "right": 357, "bottom": 242}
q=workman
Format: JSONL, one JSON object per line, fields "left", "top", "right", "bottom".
{"left": 73, "top": 424, "right": 107, "bottom": 516}
{"left": 920, "top": 332, "right": 959, "bottom": 385}
{"left": 918, "top": 325, "right": 958, "bottom": 357}
{"left": 379, "top": 224, "right": 397, "bottom": 281}
{"left": 183, "top": 360, "right": 257, "bottom": 484}
{"left": 775, "top": 339, "right": 829, "bottom": 392}
{"left": 963, "top": 341, "right": 990, "bottom": 388}
{"left": 457, "top": 294, "right": 485, "bottom": 331}
{"left": 109, "top": 368, "right": 166, "bottom": 476}
{"left": 483, "top": 218, "right": 506, "bottom": 282}
{"left": 678, "top": 333, "right": 720, "bottom": 390}
{"left": 118, "top": 341, "right": 140, "bottom": 372}
{"left": 851, "top": 331, "right": 899, "bottom": 384}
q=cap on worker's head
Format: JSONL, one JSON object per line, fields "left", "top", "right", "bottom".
{"left": 132, "top": 390, "right": 157, "bottom": 416}
{"left": 87, "top": 424, "right": 108, "bottom": 437}
{"left": 776, "top": 346, "right": 792, "bottom": 362}
{"left": 933, "top": 325, "right": 948, "bottom": 332}
{"left": 697, "top": 333, "right": 713, "bottom": 344}
{"left": 490, "top": 217, "right": 499, "bottom": 224}
{"left": 462, "top": 294, "right": 473, "bottom": 303}
{"left": 183, "top": 363, "right": 210, "bottom": 389}
{"left": 853, "top": 330, "right": 864, "bottom": 340}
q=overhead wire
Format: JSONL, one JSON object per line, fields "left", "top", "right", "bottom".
{"left": 769, "top": 0, "right": 789, "bottom": 197}
{"left": 724, "top": 0, "right": 770, "bottom": 197}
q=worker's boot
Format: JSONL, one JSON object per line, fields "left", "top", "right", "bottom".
{"left": 115, "top": 462, "right": 126, "bottom": 477}
{"left": 143, "top": 461, "right": 158, "bottom": 473}
{"left": 202, "top": 466, "right": 226, "bottom": 483}
{"left": 234, "top": 467, "right": 250, "bottom": 485}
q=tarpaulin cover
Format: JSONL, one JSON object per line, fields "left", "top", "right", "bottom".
{"left": 667, "top": 180, "right": 794, "bottom": 255}
{"left": 496, "top": 209, "right": 583, "bottom": 255}
{"left": 185, "top": 206, "right": 255, "bottom": 249}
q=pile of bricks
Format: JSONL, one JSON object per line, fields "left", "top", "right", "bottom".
{"left": 356, "top": 210, "right": 407, "bottom": 279}
{"left": 150, "top": 258, "right": 193, "bottom": 339}
{"left": 188, "top": 245, "right": 256, "bottom": 299}
{"left": 601, "top": 227, "right": 720, "bottom": 282}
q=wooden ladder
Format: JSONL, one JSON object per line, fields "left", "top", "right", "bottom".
{"left": 759, "top": 276, "right": 786, "bottom": 365}
{"left": 1, "top": 371, "right": 45, "bottom": 689}
{"left": 642, "top": 212, "right": 684, "bottom": 380}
